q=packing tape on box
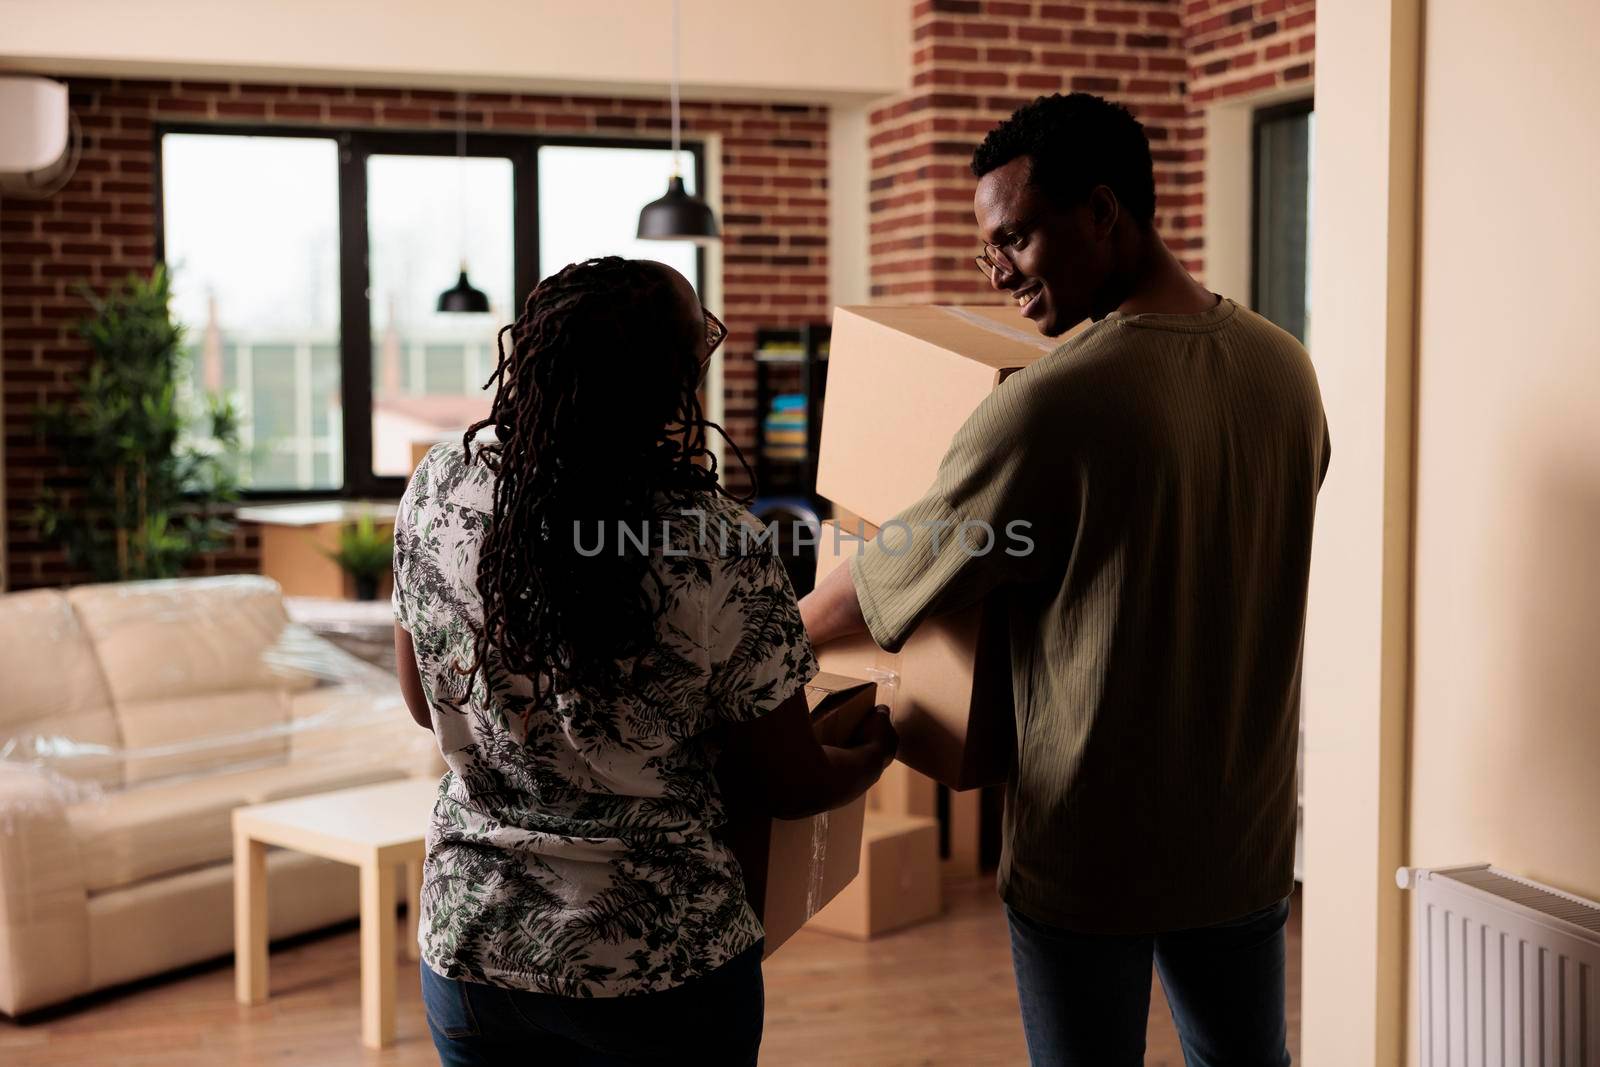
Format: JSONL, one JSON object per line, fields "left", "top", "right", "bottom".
{"left": 938, "top": 305, "right": 1059, "bottom": 353}
{"left": 863, "top": 665, "right": 899, "bottom": 708}
{"left": 807, "top": 809, "right": 830, "bottom": 918}
{"left": 799, "top": 667, "right": 897, "bottom": 918}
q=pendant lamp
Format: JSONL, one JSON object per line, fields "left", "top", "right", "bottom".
{"left": 637, "top": 0, "right": 721, "bottom": 244}
{"left": 437, "top": 90, "right": 490, "bottom": 313}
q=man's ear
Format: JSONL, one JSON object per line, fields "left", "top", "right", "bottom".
{"left": 1088, "top": 185, "right": 1120, "bottom": 238}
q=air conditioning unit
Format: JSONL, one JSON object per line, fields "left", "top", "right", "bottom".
{"left": 0, "top": 76, "right": 75, "bottom": 197}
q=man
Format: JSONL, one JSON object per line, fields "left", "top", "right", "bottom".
{"left": 800, "top": 93, "right": 1330, "bottom": 1065}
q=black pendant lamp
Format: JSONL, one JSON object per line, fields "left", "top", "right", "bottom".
{"left": 438, "top": 264, "right": 489, "bottom": 313}
{"left": 637, "top": 0, "right": 721, "bottom": 244}
{"left": 437, "top": 90, "right": 491, "bottom": 313}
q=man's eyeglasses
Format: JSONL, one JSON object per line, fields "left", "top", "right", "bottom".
{"left": 974, "top": 215, "right": 1042, "bottom": 284}
{"left": 975, "top": 245, "right": 1017, "bottom": 285}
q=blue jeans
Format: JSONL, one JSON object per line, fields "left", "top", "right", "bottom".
{"left": 1006, "top": 898, "right": 1292, "bottom": 1067}
{"left": 420, "top": 940, "right": 764, "bottom": 1066}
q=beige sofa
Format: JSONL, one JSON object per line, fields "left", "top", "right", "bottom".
{"left": 0, "top": 575, "right": 443, "bottom": 1017}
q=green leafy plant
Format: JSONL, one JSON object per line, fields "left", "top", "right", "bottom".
{"left": 33, "top": 267, "right": 242, "bottom": 582}
{"left": 324, "top": 513, "right": 394, "bottom": 600}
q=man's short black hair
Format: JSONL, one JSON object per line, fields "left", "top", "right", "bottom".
{"left": 972, "top": 93, "right": 1156, "bottom": 226}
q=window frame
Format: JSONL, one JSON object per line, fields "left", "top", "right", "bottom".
{"left": 152, "top": 121, "right": 708, "bottom": 500}
{"left": 1249, "top": 97, "right": 1314, "bottom": 343}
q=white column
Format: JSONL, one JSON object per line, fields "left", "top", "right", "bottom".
{"left": 409, "top": 341, "right": 425, "bottom": 397}
{"left": 700, "top": 130, "right": 725, "bottom": 477}
{"left": 828, "top": 102, "right": 873, "bottom": 309}
{"left": 236, "top": 342, "right": 255, "bottom": 468}
{"left": 294, "top": 342, "right": 313, "bottom": 488}
{"left": 1299, "top": 0, "right": 1421, "bottom": 1063}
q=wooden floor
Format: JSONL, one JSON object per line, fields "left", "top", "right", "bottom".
{"left": 1, "top": 879, "right": 1300, "bottom": 1066}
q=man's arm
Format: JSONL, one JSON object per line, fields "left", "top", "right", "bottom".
{"left": 393, "top": 623, "right": 433, "bottom": 731}
{"left": 798, "top": 557, "right": 869, "bottom": 648}
{"left": 806, "top": 385, "right": 1076, "bottom": 655}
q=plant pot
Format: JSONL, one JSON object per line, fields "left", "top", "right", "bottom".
{"left": 353, "top": 575, "right": 380, "bottom": 601}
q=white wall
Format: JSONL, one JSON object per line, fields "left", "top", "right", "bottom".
{"left": 0, "top": 0, "right": 909, "bottom": 104}
{"left": 1406, "top": 1, "right": 1600, "bottom": 1057}
{"left": 1304, "top": 1, "right": 1600, "bottom": 1063}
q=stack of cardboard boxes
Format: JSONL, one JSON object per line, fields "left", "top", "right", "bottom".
{"left": 802, "top": 305, "right": 1075, "bottom": 937}
{"left": 725, "top": 304, "right": 1074, "bottom": 948}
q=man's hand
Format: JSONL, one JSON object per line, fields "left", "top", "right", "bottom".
{"left": 799, "top": 558, "right": 872, "bottom": 648}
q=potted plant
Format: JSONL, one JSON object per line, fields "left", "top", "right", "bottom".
{"left": 325, "top": 513, "right": 394, "bottom": 601}
{"left": 34, "top": 267, "right": 241, "bottom": 581}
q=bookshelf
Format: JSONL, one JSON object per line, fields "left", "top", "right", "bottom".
{"left": 751, "top": 323, "right": 831, "bottom": 504}
{"left": 750, "top": 322, "right": 831, "bottom": 597}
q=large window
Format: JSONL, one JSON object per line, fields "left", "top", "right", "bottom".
{"left": 1252, "top": 100, "right": 1314, "bottom": 345}
{"left": 367, "top": 153, "right": 515, "bottom": 478}
{"left": 162, "top": 134, "right": 342, "bottom": 490}
{"left": 538, "top": 146, "right": 700, "bottom": 288}
{"left": 157, "top": 127, "right": 704, "bottom": 496}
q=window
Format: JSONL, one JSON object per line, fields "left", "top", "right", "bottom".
{"left": 538, "top": 145, "right": 700, "bottom": 286}
{"left": 1252, "top": 101, "right": 1314, "bottom": 345}
{"left": 367, "top": 153, "right": 515, "bottom": 478}
{"left": 156, "top": 127, "right": 704, "bottom": 496}
{"left": 161, "top": 133, "right": 341, "bottom": 491}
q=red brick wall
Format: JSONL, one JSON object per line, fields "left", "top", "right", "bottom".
{"left": 1, "top": 77, "right": 829, "bottom": 589}
{"left": 870, "top": 0, "right": 1195, "bottom": 304}
{"left": 1184, "top": 0, "right": 1316, "bottom": 106}
{"left": 868, "top": 0, "right": 1314, "bottom": 302}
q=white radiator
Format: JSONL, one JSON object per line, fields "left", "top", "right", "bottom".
{"left": 1398, "top": 864, "right": 1600, "bottom": 1066}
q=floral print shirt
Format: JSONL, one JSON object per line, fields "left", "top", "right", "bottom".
{"left": 393, "top": 442, "right": 817, "bottom": 997}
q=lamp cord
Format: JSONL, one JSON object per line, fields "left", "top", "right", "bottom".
{"left": 671, "top": 0, "right": 681, "bottom": 177}
{"left": 456, "top": 89, "right": 468, "bottom": 271}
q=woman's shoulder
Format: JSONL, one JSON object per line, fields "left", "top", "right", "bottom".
{"left": 649, "top": 490, "right": 779, "bottom": 566}
{"left": 407, "top": 439, "right": 495, "bottom": 517}
{"left": 673, "top": 490, "right": 762, "bottom": 535}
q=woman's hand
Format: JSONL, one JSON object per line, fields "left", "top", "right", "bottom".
{"left": 720, "top": 692, "right": 899, "bottom": 819}
{"left": 848, "top": 705, "right": 899, "bottom": 768}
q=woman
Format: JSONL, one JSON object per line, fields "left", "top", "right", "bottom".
{"left": 391, "top": 257, "right": 895, "bottom": 1066}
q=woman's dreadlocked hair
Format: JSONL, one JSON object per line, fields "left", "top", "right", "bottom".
{"left": 458, "top": 257, "right": 750, "bottom": 713}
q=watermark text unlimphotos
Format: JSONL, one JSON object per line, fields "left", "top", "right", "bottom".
{"left": 572, "top": 510, "right": 1035, "bottom": 559}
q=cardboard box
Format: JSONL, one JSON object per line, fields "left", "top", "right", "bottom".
{"left": 815, "top": 520, "right": 1015, "bottom": 792}
{"left": 718, "top": 672, "right": 876, "bottom": 958}
{"left": 817, "top": 305, "right": 1073, "bottom": 527}
{"left": 805, "top": 812, "right": 942, "bottom": 939}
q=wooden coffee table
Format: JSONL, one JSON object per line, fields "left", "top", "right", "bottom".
{"left": 233, "top": 776, "right": 439, "bottom": 1048}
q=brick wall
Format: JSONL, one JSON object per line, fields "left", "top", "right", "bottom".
{"left": 3, "top": 3, "right": 1318, "bottom": 590}
{"left": 870, "top": 0, "right": 1194, "bottom": 304}
{"left": 1, "top": 77, "right": 829, "bottom": 589}
{"left": 1184, "top": 0, "right": 1315, "bottom": 108}
{"left": 868, "top": 0, "right": 1314, "bottom": 302}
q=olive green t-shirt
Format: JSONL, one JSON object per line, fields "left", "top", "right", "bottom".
{"left": 851, "top": 297, "right": 1330, "bottom": 934}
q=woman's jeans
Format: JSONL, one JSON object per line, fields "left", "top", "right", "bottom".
{"left": 1007, "top": 898, "right": 1293, "bottom": 1067}
{"left": 420, "top": 940, "right": 764, "bottom": 1066}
